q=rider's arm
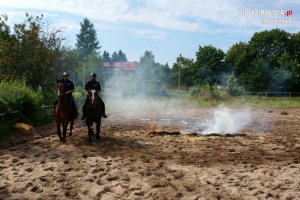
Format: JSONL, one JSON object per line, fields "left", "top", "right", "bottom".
{"left": 66, "top": 81, "right": 75, "bottom": 94}
{"left": 66, "top": 89, "right": 74, "bottom": 94}
{"left": 97, "top": 82, "right": 101, "bottom": 92}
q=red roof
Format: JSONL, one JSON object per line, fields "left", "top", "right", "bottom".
{"left": 103, "top": 62, "right": 137, "bottom": 71}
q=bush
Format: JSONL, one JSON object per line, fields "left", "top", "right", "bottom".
{"left": 0, "top": 80, "right": 52, "bottom": 136}
{"left": 73, "top": 87, "right": 86, "bottom": 106}
{"left": 191, "top": 84, "right": 223, "bottom": 100}
{"left": 226, "top": 73, "right": 244, "bottom": 96}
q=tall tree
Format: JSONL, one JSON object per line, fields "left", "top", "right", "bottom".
{"left": 226, "top": 29, "right": 298, "bottom": 92}
{"left": 171, "top": 55, "right": 194, "bottom": 90}
{"left": 135, "top": 51, "right": 170, "bottom": 95}
{"left": 76, "top": 18, "right": 100, "bottom": 59}
{"left": 194, "top": 45, "right": 226, "bottom": 86}
{"left": 111, "top": 51, "right": 119, "bottom": 62}
{"left": 118, "top": 50, "right": 127, "bottom": 62}
{"left": 109, "top": 50, "right": 128, "bottom": 62}
{"left": 0, "top": 14, "right": 64, "bottom": 89}
{"left": 102, "top": 50, "right": 111, "bottom": 62}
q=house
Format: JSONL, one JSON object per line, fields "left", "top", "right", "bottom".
{"left": 102, "top": 62, "right": 137, "bottom": 87}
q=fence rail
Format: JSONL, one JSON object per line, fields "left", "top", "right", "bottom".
{"left": 243, "top": 92, "right": 292, "bottom": 98}
{"left": 0, "top": 105, "right": 53, "bottom": 121}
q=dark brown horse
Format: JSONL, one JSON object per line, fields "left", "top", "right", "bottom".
{"left": 85, "top": 89, "right": 102, "bottom": 143}
{"left": 55, "top": 79, "right": 75, "bottom": 143}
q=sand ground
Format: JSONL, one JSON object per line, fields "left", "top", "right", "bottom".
{"left": 0, "top": 108, "right": 299, "bottom": 200}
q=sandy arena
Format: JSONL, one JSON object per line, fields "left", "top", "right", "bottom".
{"left": 0, "top": 108, "right": 299, "bottom": 200}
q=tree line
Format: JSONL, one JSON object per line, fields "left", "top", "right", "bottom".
{"left": 0, "top": 13, "right": 299, "bottom": 95}
{"left": 171, "top": 29, "right": 300, "bottom": 94}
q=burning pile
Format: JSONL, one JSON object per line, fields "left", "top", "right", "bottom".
{"left": 146, "top": 105, "right": 252, "bottom": 137}
{"left": 148, "top": 122, "right": 180, "bottom": 137}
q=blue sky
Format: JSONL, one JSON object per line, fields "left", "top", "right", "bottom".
{"left": 0, "top": 0, "right": 299, "bottom": 65}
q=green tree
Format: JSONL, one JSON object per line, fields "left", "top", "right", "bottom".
{"left": 0, "top": 14, "right": 64, "bottom": 90}
{"left": 135, "top": 51, "right": 170, "bottom": 95}
{"left": 102, "top": 50, "right": 110, "bottom": 62}
{"left": 226, "top": 73, "right": 244, "bottom": 96}
{"left": 118, "top": 50, "right": 127, "bottom": 62}
{"left": 171, "top": 55, "right": 194, "bottom": 90}
{"left": 226, "top": 29, "right": 298, "bottom": 92}
{"left": 76, "top": 18, "right": 100, "bottom": 59}
{"left": 136, "top": 51, "right": 156, "bottom": 80}
{"left": 194, "top": 45, "right": 226, "bottom": 86}
{"left": 86, "top": 50, "right": 103, "bottom": 82}
{"left": 59, "top": 48, "right": 81, "bottom": 85}
{"left": 111, "top": 51, "right": 118, "bottom": 62}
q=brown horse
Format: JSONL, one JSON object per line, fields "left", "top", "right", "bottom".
{"left": 55, "top": 79, "right": 75, "bottom": 143}
{"left": 85, "top": 89, "right": 102, "bottom": 143}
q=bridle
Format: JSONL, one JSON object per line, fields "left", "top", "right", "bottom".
{"left": 57, "top": 81, "right": 66, "bottom": 97}
{"left": 91, "top": 89, "right": 96, "bottom": 104}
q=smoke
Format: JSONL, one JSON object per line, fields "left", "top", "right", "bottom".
{"left": 201, "top": 105, "right": 252, "bottom": 135}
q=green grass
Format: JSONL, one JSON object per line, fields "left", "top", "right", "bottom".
{"left": 225, "top": 96, "right": 300, "bottom": 108}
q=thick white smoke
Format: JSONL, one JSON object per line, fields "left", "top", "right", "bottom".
{"left": 202, "top": 105, "right": 252, "bottom": 135}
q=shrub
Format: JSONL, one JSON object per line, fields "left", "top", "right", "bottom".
{"left": 191, "top": 84, "right": 223, "bottom": 100}
{"left": 226, "top": 73, "right": 245, "bottom": 96}
{"left": 0, "top": 80, "right": 52, "bottom": 136}
{"left": 73, "top": 87, "right": 86, "bottom": 106}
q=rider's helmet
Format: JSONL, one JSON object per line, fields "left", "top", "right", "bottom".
{"left": 62, "top": 72, "right": 70, "bottom": 76}
{"left": 90, "top": 73, "right": 97, "bottom": 77}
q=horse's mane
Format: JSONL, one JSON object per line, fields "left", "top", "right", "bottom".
{"left": 56, "top": 78, "right": 64, "bottom": 84}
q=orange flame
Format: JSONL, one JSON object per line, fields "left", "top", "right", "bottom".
{"left": 148, "top": 122, "right": 163, "bottom": 137}
{"left": 149, "top": 121, "right": 162, "bottom": 132}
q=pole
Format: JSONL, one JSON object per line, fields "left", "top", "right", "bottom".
{"left": 73, "top": 65, "right": 75, "bottom": 86}
{"left": 82, "top": 58, "right": 86, "bottom": 89}
{"left": 82, "top": 62, "right": 85, "bottom": 89}
{"left": 179, "top": 54, "right": 181, "bottom": 90}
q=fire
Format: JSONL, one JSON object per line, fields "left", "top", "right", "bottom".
{"left": 148, "top": 121, "right": 181, "bottom": 137}
{"left": 149, "top": 121, "right": 162, "bottom": 132}
{"left": 148, "top": 122, "right": 162, "bottom": 137}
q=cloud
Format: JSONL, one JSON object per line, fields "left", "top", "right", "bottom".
{"left": 0, "top": 0, "right": 298, "bottom": 35}
{"left": 134, "top": 29, "right": 168, "bottom": 40}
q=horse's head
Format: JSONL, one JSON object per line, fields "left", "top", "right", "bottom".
{"left": 56, "top": 79, "right": 65, "bottom": 97}
{"left": 88, "top": 89, "right": 100, "bottom": 106}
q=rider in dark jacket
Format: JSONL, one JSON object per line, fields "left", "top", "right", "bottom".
{"left": 81, "top": 73, "right": 107, "bottom": 119}
{"left": 53, "top": 72, "right": 78, "bottom": 118}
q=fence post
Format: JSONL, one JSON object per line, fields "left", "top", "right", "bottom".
{"left": 289, "top": 92, "right": 291, "bottom": 98}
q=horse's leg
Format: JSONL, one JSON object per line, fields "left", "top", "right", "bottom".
{"left": 90, "top": 121, "right": 95, "bottom": 137}
{"left": 56, "top": 122, "right": 63, "bottom": 142}
{"left": 62, "top": 122, "right": 68, "bottom": 143}
{"left": 87, "top": 121, "right": 92, "bottom": 143}
{"left": 96, "top": 120, "right": 101, "bottom": 140}
{"left": 69, "top": 119, "right": 74, "bottom": 136}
